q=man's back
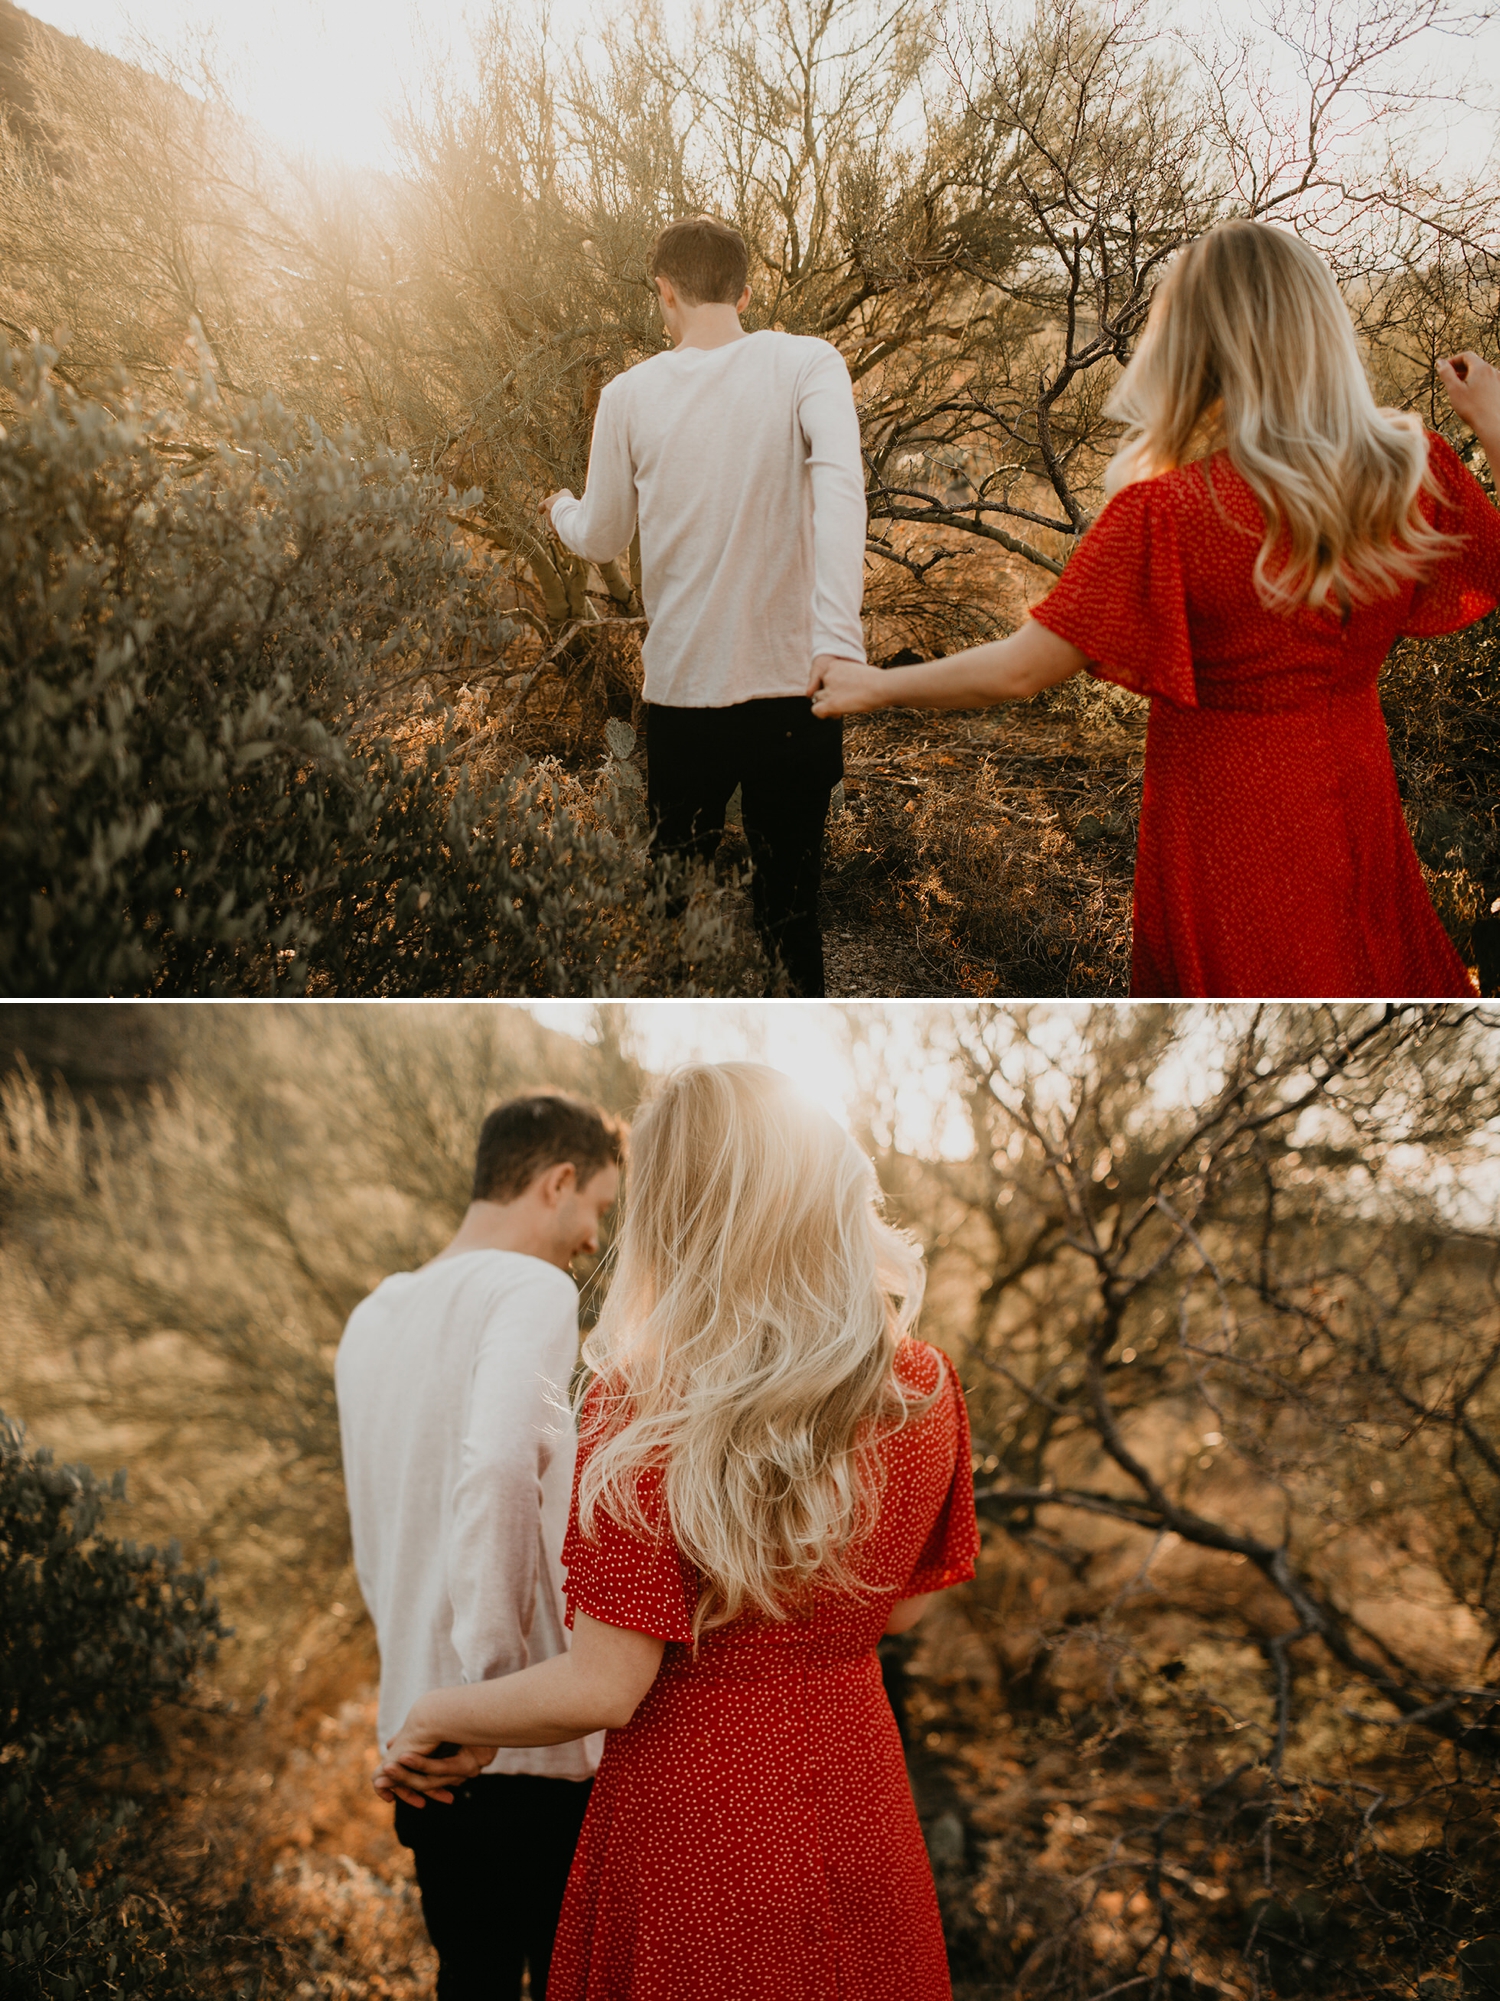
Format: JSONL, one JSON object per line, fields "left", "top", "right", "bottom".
{"left": 336, "top": 1248, "right": 597, "bottom": 1780}
{"left": 551, "top": 329, "right": 867, "bottom": 707}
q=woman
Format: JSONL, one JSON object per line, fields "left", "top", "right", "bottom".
{"left": 376, "top": 1063, "right": 979, "bottom": 2001}
{"left": 811, "top": 220, "right": 1500, "bottom": 999}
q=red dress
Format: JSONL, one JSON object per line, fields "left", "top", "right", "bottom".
{"left": 549, "top": 1340, "right": 979, "bottom": 2001}
{"left": 1030, "top": 433, "right": 1500, "bottom": 997}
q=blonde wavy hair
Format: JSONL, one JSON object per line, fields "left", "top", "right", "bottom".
{"left": 1104, "top": 219, "right": 1462, "bottom": 613}
{"left": 574, "top": 1062, "right": 932, "bottom": 1640}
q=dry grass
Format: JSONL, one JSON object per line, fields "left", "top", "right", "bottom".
{"left": 826, "top": 689, "right": 1144, "bottom": 997}
{"left": 120, "top": 1624, "right": 439, "bottom": 2001}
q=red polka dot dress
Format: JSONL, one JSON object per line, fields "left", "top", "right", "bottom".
{"left": 1030, "top": 433, "right": 1500, "bottom": 997}
{"left": 547, "top": 1339, "right": 979, "bottom": 2001}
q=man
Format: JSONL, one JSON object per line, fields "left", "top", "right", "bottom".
{"left": 335, "top": 1092, "right": 625, "bottom": 2001}
{"left": 543, "top": 214, "right": 868, "bottom": 997}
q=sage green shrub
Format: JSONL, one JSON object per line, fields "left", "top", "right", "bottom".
{"left": 0, "top": 345, "right": 766, "bottom": 996}
{"left": 0, "top": 1414, "right": 228, "bottom": 1999}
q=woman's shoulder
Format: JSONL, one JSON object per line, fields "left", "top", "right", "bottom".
{"left": 1083, "top": 454, "right": 1253, "bottom": 551}
{"left": 893, "top": 1336, "right": 956, "bottom": 1400}
{"left": 1139, "top": 453, "right": 1255, "bottom": 519}
{"left": 1421, "top": 427, "right": 1482, "bottom": 501}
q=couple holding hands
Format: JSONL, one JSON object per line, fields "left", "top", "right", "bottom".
{"left": 337, "top": 1071, "right": 979, "bottom": 2001}
{"left": 543, "top": 212, "right": 1500, "bottom": 1001}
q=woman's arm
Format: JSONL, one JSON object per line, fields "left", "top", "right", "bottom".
{"left": 883, "top": 1591, "right": 939, "bottom": 1636}
{"left": 1438, "top": 351, "right": 1500, "bottom": 474}
{"left": 374, "top": 1612, "right": 665, "bottom": 1807}
{"left": 809, "top": 619, "right": 1090, "bottom": 717}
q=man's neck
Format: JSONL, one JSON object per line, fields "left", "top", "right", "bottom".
{"left": 428, "top": 1202, "right": 562, "bottom": 1271}
{"left": 673, "top": 304, "right": 750, "bottom": 351}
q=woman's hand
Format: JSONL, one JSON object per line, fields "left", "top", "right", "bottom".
{"left": 809, "top": 655, "right": 890, "bottom": 716}
{"left": 814, "top": 623, "right": 1087, "bottom": 716}
{"left": 373, "top": 1706, "right": 500, "bottom": 1809}
{"left": 1438, "top": 353, "right": 1500, "bottom": 450}
{"left": 370, "top": 1614, "right": 665, "bottom": 1812}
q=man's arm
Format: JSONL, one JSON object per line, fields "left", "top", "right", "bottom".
{"left": 547, "top": 385, "right": 638, "bottom": 565}
{"left": 799, "top": 344, "right": 869, "bottom": 668}
{"left": 445, "top": 1269, "right": 580, "bottom": 1687}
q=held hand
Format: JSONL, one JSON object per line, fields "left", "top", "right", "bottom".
{"left": 1437, "top": 352, "right": 1500, "bottom": 440}
{"left": 808, "top": 654, "right": 890, "bottom": 717}
{"left": 539, "top": 490, "right": 572, "bottom": 522}
{"left": 373, "top": 1711, "right": 499, "bottom": 1809}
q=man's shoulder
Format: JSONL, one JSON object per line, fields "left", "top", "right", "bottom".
{"left": 765, "top": 330, "right": 851, "bottom": 378}
{"left": 340, "top": 1254, "right": 576, "bottom": 1342}
{"left": 606, "top": 348, "right": 676, "bottom": 393}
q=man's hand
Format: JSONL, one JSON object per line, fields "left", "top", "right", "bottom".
{"left": 539, "top": 490, "right": 573, "bottom": 521}
{"left": 373, "top": 1710, "right": 499, "bottom": 1809}
{"left": 809, "top": 653, "right": 891, "bottom": 717}
{"left": 1437, "top": 353, "right": 1500, "bottom": 442}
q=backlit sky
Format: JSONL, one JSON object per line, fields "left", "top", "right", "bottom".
{"left": 19, "top": 0, "right": 622, "bottom": 167}
{"left": 527, "top": 1001, "right": 981, "bottom": 1157}
{"left": 18, "top": 0, "right": 1500, "bottom": 176}
{"left": 524, "top": 1003, "right": 1500, "bottom": 1227}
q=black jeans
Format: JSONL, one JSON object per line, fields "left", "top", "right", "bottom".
{"left": 394, "top": 1773, "right": 593, "bottom": 2001}
{"left": 645, "top": 695, "right": 844, "bottom": 997}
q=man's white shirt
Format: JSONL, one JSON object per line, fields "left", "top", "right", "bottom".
{"left": 549, "top": 329, "right": 868, "bottom": 707}
{"left": 336, "top": 1250, "right": 601, "bottom": 1780}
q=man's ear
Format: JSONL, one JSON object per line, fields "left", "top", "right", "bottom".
{"left": 736, "top": 285, "right": 750, "bottom": 313}
{"left": 536, "top": 1160, "right": 578, "bottom": 1209}
{"left": 654, "top": 274, "right": 674, "bottom": 311}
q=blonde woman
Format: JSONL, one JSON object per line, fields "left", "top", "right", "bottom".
{"left": 811, "top": 219, "right": 1500, "bottom": 999}
{"left": 376, "top": 1064, "right": 979, "bottom": 2001}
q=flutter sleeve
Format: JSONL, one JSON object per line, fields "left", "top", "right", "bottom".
{"left": 1401, "top": 431, "right": 1500, "bottom": 637}
{"left": 562, "top": 1389, "right": 696, "bottom": 1644}
{"left": 902, "top": 1361, "right": 981, "bottom": 1596}
{"left": 1030, "top": 478, "right": 1198, "bottom": 709}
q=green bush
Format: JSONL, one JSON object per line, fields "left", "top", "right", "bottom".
{"left": 0, "top": 343, "right": 767, "bottom": 996}
{"left": 0, "top": 1413, "right": 228, "bottom": 1999}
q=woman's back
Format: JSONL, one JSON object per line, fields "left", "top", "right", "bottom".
{"left": 548, "top": 1338, "right": 978, "bottom": 2001}
{"left": 1048, "top": 436, "right": 1500, "bottom": 716}
{"left": 1031, "top": 432, "right": 1494, "bottom": 997}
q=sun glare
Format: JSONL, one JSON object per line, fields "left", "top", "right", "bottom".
{"left": 19, "top": 0, "right": 696, "bottom": 170}
{"left": 22, "top": 0, "right": 441, "bottom": 169}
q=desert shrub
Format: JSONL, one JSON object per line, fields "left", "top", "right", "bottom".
{"left": 1382, "top": 611, "right": 1500, "bottom": 988}
{"left": 0, "top": 1414, "right": 227, "bottom": 2000}
{"left": 863, "top": 1003, "right": 1500, "bottom": 1999}
{"left": 0, "top": 344, "right": 767, "bottom": 997}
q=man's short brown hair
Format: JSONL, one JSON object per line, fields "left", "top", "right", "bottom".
{"left": 648, "top": 216, "right": 749, "bottom": 307}
{"left": 471, "top": 1093, "right": 626, "bottom": 1205}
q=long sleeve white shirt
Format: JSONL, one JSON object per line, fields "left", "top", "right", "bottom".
{"left": 335, "top": 1249, "right": 601, "bottom": 1781}
{"left": 549, "top": 329, "right": 868, "bottom": 707}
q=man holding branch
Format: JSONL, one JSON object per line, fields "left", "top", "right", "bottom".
{"left": 542, "top": 215, "right": 868, "bottom": 997}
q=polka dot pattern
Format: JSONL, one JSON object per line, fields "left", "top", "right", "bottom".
{"left": 548, "top": 1340, "right": 979, "bottom": 2001}
{"left": 1030, "top": 433, "right": 1500, "bottom": 997}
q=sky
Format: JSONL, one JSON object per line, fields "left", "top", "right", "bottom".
{"left": 19, "top": 0, "right": 601, "bottom": 168}
{"left": 525, "top": 1000, "right": 982, "bottom": 1156}
{"left": 17, "top": 0, "right": 1500, "bottom": 177}
{"left": 521, "top": 1003, "right": 1500, "bottom": 1229}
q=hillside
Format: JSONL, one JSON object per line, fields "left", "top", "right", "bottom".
{"left": 0, "top": 1, "right": 83, "bottom": 137}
